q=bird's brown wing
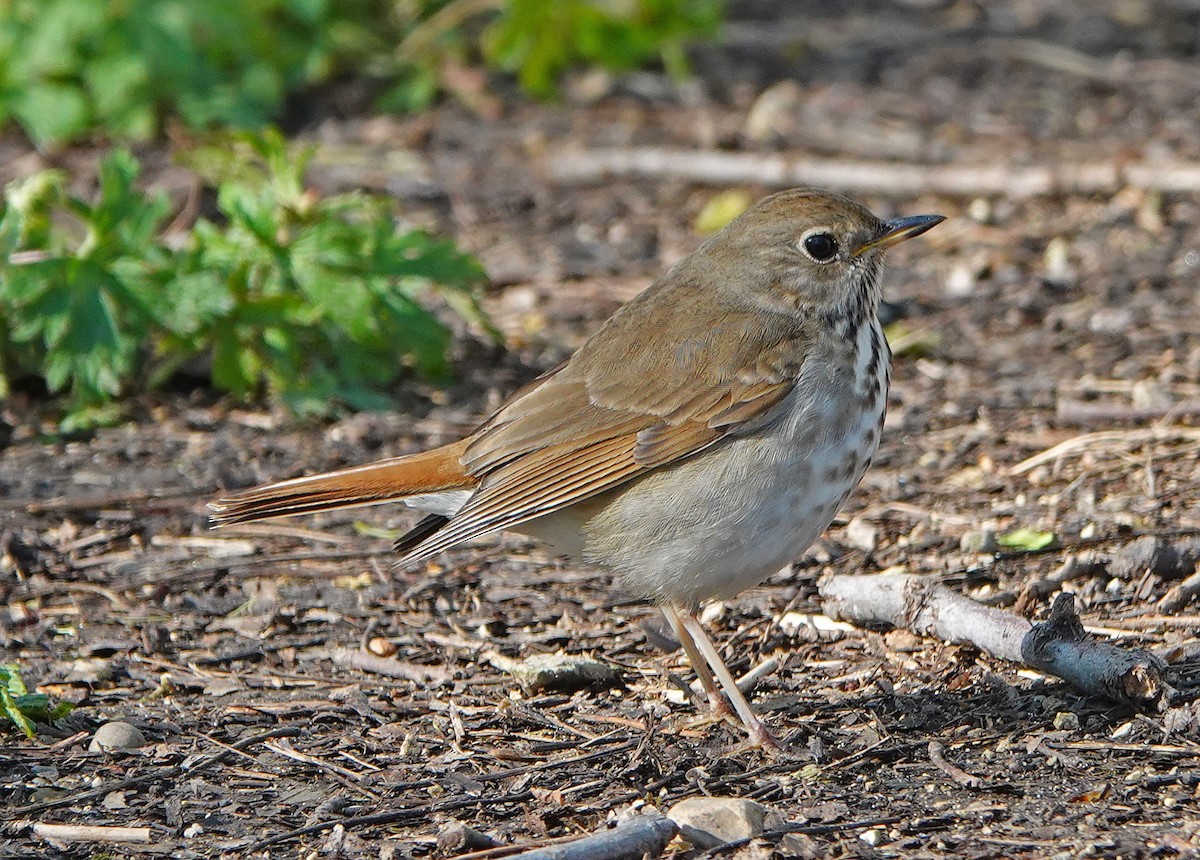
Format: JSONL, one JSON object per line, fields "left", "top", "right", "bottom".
{"left": 401, "top": 293, "right": 810, "bottom": 562}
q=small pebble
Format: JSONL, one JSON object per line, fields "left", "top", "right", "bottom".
{"left": 944, "top": 263, "right": 977, "bottom": 297}
{"left": 487, "top": 652, "right": 620, "bottom": 693}
{"left": 967, "top": 197, "right": 992, "bottom": 223}
{"left": 367, "top": 637, "right": 397, "bottom": 657}
{"left": 1043, "top": 236, "right": 1076, "bottom": 287}
{"left": 960, "top": 529, "right": 1000, "bottom": 554}
{"left": 89, "top": 721, "right": 146, "bottom": 752}
{"left": 436, "top": 821, "right": 499, "bottom": 856}
{"left": 667, "top": 797, "right": 777, "bottom": 849}
{"left": 1053, "top": 712, "right": 1080, "bottom": 731}
{"left": 844, "top": 516, "right": 878, "bottom": 553}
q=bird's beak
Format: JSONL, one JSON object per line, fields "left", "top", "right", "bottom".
{"left": 855, "top": 214, "right": 945, "bottom": 256}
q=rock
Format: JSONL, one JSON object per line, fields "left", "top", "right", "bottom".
{"left": 436, "top": 821, "right": 499, "bottom": 857}
{"left": 844, "top": 517, "right": 878, "bottom": 553}
{"left": 89, "top": 721, "right": 146, "bottom": 752}
{"left": 486, "top": 652, "right": 621, "bottom": 693}
{"left": 1053, "top": 711, "right": 1080, "bottom": 731}
{"left": 960, "top": 529, "right": 999, "bottom": 554}
{"left": 1110, "top": 535, "right": 1200, "bottom": 580}
{"left": 1042, "top": 236, "right": 1076, "bottom": 287}
{"left": 667, "top": 797, "right": 778, "bottom": 849}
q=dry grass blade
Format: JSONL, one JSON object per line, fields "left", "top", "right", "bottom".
{"left": 1009, "top": 426, "right": 1200, "bottom": 475}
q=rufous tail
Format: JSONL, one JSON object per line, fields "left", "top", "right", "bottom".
{"left": 208, "top": 438, "right": 474, "bottom": 525}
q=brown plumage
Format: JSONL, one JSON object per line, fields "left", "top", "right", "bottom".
{"left": 209, "top": 188, "right": 943, "bottom": 748}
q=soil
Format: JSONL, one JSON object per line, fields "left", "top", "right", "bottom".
{"left": 4, "top": 2, "right": 1200, "bottom": 858}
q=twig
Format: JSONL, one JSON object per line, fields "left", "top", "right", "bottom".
{"left": 29, "top": 823, "right": 151, "bottom": 843}
{"left": 1159, "top": 566, "right": 1200, "bottom": 613}
{"left": 117, "top": 548, "right": 386, "bottom": 590}
{"left": 1009, "top": 426, "right": 1200, "bottom": 475}
{"left": 330, "top": 646, "right": 452, "bottom": 684}
{"left": 546, "top": 148, "right": 1200, "bottom": 197}
{"left": 1055, "top": 399, "right": 1200, "bottom": 426}
{"left": 504, "top": 814, "right": 677, "bottom": 860}
{"left": 927, "top": 741, "right": 983, "bottom": 788}
{"left": 819, "top": 573, "right": 1170, "bottom": 709}
{"left": 3, "top": 489, "right": 202, "bottom": 513}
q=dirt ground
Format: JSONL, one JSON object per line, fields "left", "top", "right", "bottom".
{"left": 4, "top": 2, "right": 1200, "bottom": 858}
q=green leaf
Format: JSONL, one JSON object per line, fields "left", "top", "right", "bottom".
{"left": 1, "top": 687, "right": 37, "bottom": 738}
{"left": 0, "top": 665, "right": 73, "bottom": 736}
{"left": 2, "top": 664, "right": 29, "bottom": 697}
{"left": 997, "top": 528, "right": 1056, "bottom": 552}
{"left": 694, "top": 189, "right": 751, "bottom": 234}
{"left": 14, "top": 82, "right": 89, "bottom": 146}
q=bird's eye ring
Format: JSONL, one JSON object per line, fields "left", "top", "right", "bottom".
{"left": 801, "top": 231, "right": 839, "bottom": 262}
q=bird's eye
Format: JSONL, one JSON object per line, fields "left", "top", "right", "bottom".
{"left": 802, "top": 232, "right": 839, "bottom": 262}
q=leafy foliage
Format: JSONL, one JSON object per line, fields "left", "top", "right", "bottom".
{"left": 1, "top": 664, "right": 72, "bottom": 738}
{"left": 484, "top": 0, "right": 723, "bottom": 97}
{"left": 0, "top": 0, "right": 386, "bottom": 147}
{"left": 0, "top": 131, "right": 490, "bottom": 427}
{"left": 0, "top": 0, "right": 724, "bottom": 145}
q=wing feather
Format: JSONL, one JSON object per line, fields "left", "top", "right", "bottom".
{"left": 402, "top": 290, "right": 815, "bottom": 562}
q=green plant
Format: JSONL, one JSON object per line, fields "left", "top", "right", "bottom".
{"left": 0, "top": 0, "right": 725, "bottom": 145}
{"left": 0, "top": 0, "right": 385, "bottom": 146}
{"left": 1, "top": 664, "right": 73, "bottom": 738}
{"left": 482, "top": 0, "right": 723, "bottom": 97}
{"left": 0, "top": 151, "right": 173, "bottom": 427}
{"left": 0, "top": 131, "right": 492, "bottom": 427}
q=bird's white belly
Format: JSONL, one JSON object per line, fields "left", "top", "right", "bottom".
{"left": 426, "top": 322, "right": 889, "bottom": 609}
{"left": 525, "top": 356, "right": 886, "bottom": 607}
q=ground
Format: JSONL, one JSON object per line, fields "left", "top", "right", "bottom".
{"left": 4, "top": 2, "right": 1200, "bottom": 858}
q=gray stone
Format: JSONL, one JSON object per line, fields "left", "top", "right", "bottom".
{"left": 89, "top": 721, "right": 146, "bottom": 752}
{"left": 487, "top": 652, "right": 620, "bottom": 693}
{"left": 667, "top": 797, "right": 777, "bottom": 849}
{"left": 960, "top": 529, "right": 999, "bottom": 554}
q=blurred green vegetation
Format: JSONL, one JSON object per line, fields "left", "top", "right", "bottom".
{"left": 0, "top": 0, "right": 724, "bottom": 147}
{"left": 0, "top": 131, "right": 491, "bottom": 429}
{"left": 0, "top": 0, "right": 723, "bottom": 426}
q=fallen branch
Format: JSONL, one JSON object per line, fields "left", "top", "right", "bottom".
{"left": 1159, "top": 567, "right": 1200, "bottom": 613}
{"left": 30, "top": 823, "right": 151, "bottom": 843}
{"left": 547, "top": 147, "right": 1200, "bottom": 197}
{"left": 818, "top": 573, "right": 1169, "bottom": 708}
{"left": 506, "top": 814, "right": 678, "bottom": 860}
{"left": 1055, "top": 399, "right": 1200, "bottom": 426}
{"left": 927, "top": 741, "right": 983, "bottom": 788}
{"left": 330, "top": 646, "right": 452, "bottom": 684}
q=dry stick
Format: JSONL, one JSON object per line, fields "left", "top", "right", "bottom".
{"left": 330, "top": 646, "right": 452, "bottom": 684}
{"left": 502, "top": 814, "right": 678, "bottom": 860}
{"left": 3, "top": 488, "right": 203, "bottom": 513}
{"left": 1009, "top": 426, "right": 1200, "bottom": 475}
{"left": 927, "top": 741, "right": 983, "bottom": 788}
{"left": 1055, "top": 400, "right": 1200, "bottom": 426}
{"left": 818, "top": 573, "right": 1170, "bottom": 709}
{"left": 547, "top": 148, "right": 1200, "bottom": 197}
{"left": 1159, "top": 566, "right": 1200, "bottom": 613}
{"left": 29, "top": 823, "right": 151, "bottom": 844}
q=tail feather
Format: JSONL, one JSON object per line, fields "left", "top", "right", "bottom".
{"left": 209, "top": 438, "right": 474, "bottom": 526}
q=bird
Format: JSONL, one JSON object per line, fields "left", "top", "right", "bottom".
{"left": 209, "top": 188, "right": 944, "bottom": 749}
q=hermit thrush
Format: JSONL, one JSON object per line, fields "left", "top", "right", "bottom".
{"left": 210, "top": 188, "right": 943, "bottom": 748}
